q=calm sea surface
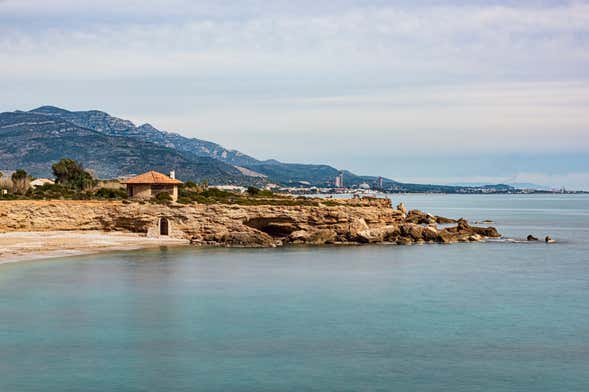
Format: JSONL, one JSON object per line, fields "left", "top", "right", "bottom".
{"left": 1, "top": 194, "right": 588, "bottom": 391}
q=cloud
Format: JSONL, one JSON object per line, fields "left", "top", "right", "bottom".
{"left": 1, "top": 0, "right": 588, "bottom": 185}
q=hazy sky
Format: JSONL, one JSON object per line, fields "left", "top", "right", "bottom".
{"left": 1, "top": 0, "right": 588, "bottom": 188}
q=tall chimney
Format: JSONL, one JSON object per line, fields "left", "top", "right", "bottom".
{"left": 169, "top": 170, "right": 175, "bottom": 179}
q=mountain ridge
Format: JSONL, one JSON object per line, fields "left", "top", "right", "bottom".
{"left": 0, "top": 110, "right": 262, "bottom": 185}
{"left": 1, "top": 105, "right": 513, "bottom": 193}
{"left": 24, "top": 106, "right": 400, "bottom": 187}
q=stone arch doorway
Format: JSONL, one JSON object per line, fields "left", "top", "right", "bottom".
{"left": 160, "top": 218, "right": 169, "bottom": 236}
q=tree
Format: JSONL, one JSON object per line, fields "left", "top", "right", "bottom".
{"left": 52, "top": 159, "right": 95, "bottom": 191}
{"left": 247, "top": 186, "right": 260, "bottom": 196}
{"left": 11, "top": 169, "right": 30, "bottom": 194}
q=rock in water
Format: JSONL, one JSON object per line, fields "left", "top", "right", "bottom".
{"left": 527, "top": 235, "right": 538, "bottom": 241}
{"left": 545, "top": 236, "right": 555, "bottom": 243}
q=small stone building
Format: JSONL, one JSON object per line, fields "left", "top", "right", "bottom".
{"left": 122, "top": 171, "right": 182, "bottom": 201}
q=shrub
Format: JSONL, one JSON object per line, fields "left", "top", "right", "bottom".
{"left": 27, "top": 183, "right": 76, "bottom": 199}
{"left": 11, "top": 169, "right": 30, "bottom": 194}
{"left": 94, "top": 187, "right": 128, "bottom": 199}
{"left": 177, "top": 197, "right": 192, "bottom": 204}
{"left": 258, "top": 189, "right": 274, "bottom": 197}
{"left": 52, "top": 158, "right": 95, "bottom": 191}
{"left": 154, "top": 192, "right": 172, "bottom": 204}
{"left": 246, "top": 186, "right": 260, "bottom": 196}
{"left": 0, "top": 192, "right": 18, "bottom": 200}
{"left": 201, "top": 188, "right": 232, "bottom": 198}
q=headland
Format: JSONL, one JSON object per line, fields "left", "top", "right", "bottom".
{"left": 0, "top": 197, "right": 501, "bottom": 262}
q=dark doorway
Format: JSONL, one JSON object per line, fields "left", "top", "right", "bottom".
{"left": 160, "top": 218, "right": 169, "bottom": 236}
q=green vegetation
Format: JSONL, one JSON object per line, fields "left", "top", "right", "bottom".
{"left": 176, "top": 186, "right": 323, "bottom": 206}
{"left": 52, "top": 158, "right": 95, "bottom": 191}
{"left": 11, "top": 169, "right": 30, "bottom": 194}
{"left": 153, "top": 192, "right": 172, "bottom": 204}
{"left": 0, "top": 158, "right": 128, "bottom": 200}
{"left": 246, "top": 186, "right": 274, "bottom": 197}
{"left": 94, "top": 188, "right": 128, "bottom": 200}
{"left": 27, "top": 184, "right": 91, "bottom": 200}
{"left": 0, "top": 158, "right": 368, "bottom": 207}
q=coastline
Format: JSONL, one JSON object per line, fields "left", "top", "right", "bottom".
{"left": 0, "top": 231, "right": 189, "bottom": 265}
{"left": 0, "top": 199, "right": 502, "bottom": 260}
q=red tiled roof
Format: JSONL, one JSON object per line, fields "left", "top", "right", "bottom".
{"left": 122, "top": 171, "right": 182, "bottom": 185}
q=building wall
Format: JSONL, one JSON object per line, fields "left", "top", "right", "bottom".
{"left": 150, "top": 185, "right": 178, "bottom": 201}
{"left": 127, "top": 184, "right": 152, "bottom": 199}
{"left": 127, "top": 184, "right": 178, "bottom": 201}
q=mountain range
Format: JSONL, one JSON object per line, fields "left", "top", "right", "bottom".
{"left": 0, "top": 106, "right": 402, "bottom": 187}
{"left": 0, "top": 106, "right": 387, "bottom": 186}
{"left": 0, "top": 105, "right": 522, "bottom": 193}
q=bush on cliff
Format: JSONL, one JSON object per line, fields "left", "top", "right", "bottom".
{"left": 94, "top": 188, "right": 128, "bottom": 199}
{"left": 247, "top": 186, "right": 274, "bottom": 197}
{"left": 26, "top": 184, "right": 98, "bottom": 200}
{"left": 11, "top": 169, "right": 30, "bottom": 194}
{"left": 0, "top": 192, "right": 18, "bottom": 200}
{"left": 153, "top": 192, "right": 172, "bottom": 204}
{"left": 52, "top": 158, "right": 95, "bottom": 191}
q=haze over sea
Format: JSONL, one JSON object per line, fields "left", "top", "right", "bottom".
{"left": 1, "top": 194, "right": 588, "bottom": 391}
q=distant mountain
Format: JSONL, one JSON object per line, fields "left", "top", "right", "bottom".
{"left": 29, "top": 106, "right": 260, "bottom": 167}
{"left": 0, "top": 111, "right": 262, "bottom": 185}
{"left": 25, "top": 106, "right": 400, "bottom": 187}
{"left": 2, "top": 105, "right": 515, "bottom": 193}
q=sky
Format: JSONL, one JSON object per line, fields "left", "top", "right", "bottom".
{"left": 1, "top": 0, "right": 588, "bottom": 189}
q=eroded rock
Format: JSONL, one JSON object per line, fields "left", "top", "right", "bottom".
{"left": 0, "top": 199, "right": 502, "bottom": 248}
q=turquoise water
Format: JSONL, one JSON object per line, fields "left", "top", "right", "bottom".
{"left": 1, "top": 194, "right": 588, "bottom": 391}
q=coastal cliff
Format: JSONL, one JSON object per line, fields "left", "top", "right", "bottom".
{"left": 0, "top": 198, "right": 500, "bottom": 247}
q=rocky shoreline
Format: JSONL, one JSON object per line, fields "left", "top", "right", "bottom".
{"left": 0, "top": 198, "right": 501, "bottom": 248}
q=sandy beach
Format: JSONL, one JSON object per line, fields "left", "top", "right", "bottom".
{"left": 0, "top": 231, "right": 189, "bottom": 264}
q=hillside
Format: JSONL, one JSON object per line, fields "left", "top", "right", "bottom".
{"left": 1, "top": 106, "right": 502, "bottom": 192}
{"left": 0, "top": 111, "right": 262, "bottom": 185}
{"left": 27, "top": 106, "right": 398, "bottom": 187}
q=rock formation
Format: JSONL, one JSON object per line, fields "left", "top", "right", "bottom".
{"left": 0, "top": 198, "right": 501, "bottom": 247}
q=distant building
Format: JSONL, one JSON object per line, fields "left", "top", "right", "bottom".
{"left": 334, "top": 172, "right": 344, "bottom": 188}
{"left": 122, "top": 170, "right": 182, "bottom": 201}
{"left": 377, "top": 176, "right": 383, "bottom": 189}
{"left": 211, "top": 185, "right": 247, "bottom": 193}
{"left": 30, "top": 178, "right": 55, "bottom": 188}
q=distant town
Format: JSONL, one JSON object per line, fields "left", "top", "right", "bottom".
{"left": 217, "top": 172, "right": 585, "bottom": 196}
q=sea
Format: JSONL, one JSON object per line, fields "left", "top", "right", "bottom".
{"left": 1, "top": 194, "right": 588, "bottom": 392}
